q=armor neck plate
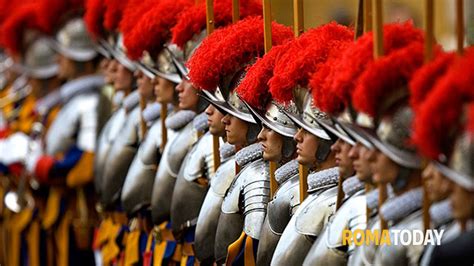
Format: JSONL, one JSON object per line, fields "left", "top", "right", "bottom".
{"left": 165, "top": 110, "right": 196, "bottom": 130}
{"left": 307, "top": 167, "right": 339, "bottom": 193}
{"left": 59, "top": 74, "right": 104, "bottom": 104}
{"left": 235, "top": 142, "right": 263, "bottom": 167}
{"left": 275, "top": 159, "right": 299, "bottom": 185}
{"left": 342, "top": 175, "right": 365, "bottom": 198}
{"left": 429, "top": 199, "right": 453, "bottom": 227}
{"left": 219, "top": 142, "right": 236, "bottom": 161}
{"left": 379, "top": 187, "right": 423, "bottom": 223}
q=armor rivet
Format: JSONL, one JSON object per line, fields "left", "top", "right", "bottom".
{"left": 273, "top": 117, "right": 277, "bottom": 121}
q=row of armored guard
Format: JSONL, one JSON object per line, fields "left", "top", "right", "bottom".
{"left": 0, "top": 0, "right": 473, "bottom": 265}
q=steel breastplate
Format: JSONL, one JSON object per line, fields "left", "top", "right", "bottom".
{"left": 267, "top": 174, "right": 300, "bottom": 235}
{"left": 94, "top": 108, "right": 126, "bottom": 196}
{"left": 295, "top": 186, "right": 338, "bottom": 236}
{"left": 151, "top": 120, "right": 195, "bottom": 224}
{"left": 303, "top": 190, "right": 367, "bottom": 266}
{"left": 347, "top": 218, "right": 381, "bottom": 266}
{"left": 195, "top": 157, "right": 236, "bottom": 262}
{"left": 46, "top": 92, "right": 99, "bottom": 155}
{"left": 257, "top": 174, "right": 300, "bottom": 266}
{"left": 270, "top": 201, "right": 313, "bottom": 266}
{"left": 100, "top": 106, "right": 140, "bottom": 208}
{"left": 373, "top": 210, "right": 424, "bottom": 266}
{"left": 120, "top": 119, "right": 162, "bottom": 214}
{"left": 170, "top": 133, "right": 214, "bottom": 233}
{"left": 214, "top": 212, "right": 244, "bottom": 264}
{"left": 420, "top": 221, "right": 461, "bottom": 266}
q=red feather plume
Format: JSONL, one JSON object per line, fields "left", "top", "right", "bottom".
{"left": 467, "top": 103, "right": 474, "bottom": 134}
{"left": 412, "top": 47, "right": 474, "bottom": 159}
{"left": 36, "top": 0, "right": 85, "bottom": 34}
{"left": 268, "top": 22, "right": 354, "bottom": 104}
{"left": 310, "top": 41, "right": 353, "bottom": 114}
{"left": 84, "top": 0, "right": 106, "bottom": 39}
{"left": 119, "top": 0, "right": 158, "bottom": 35}
{"left": 171, "top": 0, "right": 262, "bottom": 48}
{"left": 103, "top": 0, "right": 129, "bottom": 32}
{"left": 123, "top": 0, "right": 193, "bottom": 60}
{"left": 0, "top": 3, "right": 43, "bottom": 55}
{"left": 352, "top": 41, "right": 426, "bottom": 117}
{"left": 330, "top": 22, "right": 423, "bottom": 112}
{"left": 409, "top": 51, "right": 456, "bottom": 111}
{"left": 187, "top": 17, "right": 293, "bottom": 92}
{"left": 236, "top": 42, "right": 293, "bottom": 109}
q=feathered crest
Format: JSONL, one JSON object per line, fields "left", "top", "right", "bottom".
{"left": 0, "top": 3, "right": 43, "bottom": 54}
{"left": 84, "top": 0, "right": 106, "bottom": 39}
{"left": 171, "top": 0, "right": 262, "bottom": 48}
{"left": 310, "top": 40, "right": 353, "bottom": 114}
{"left": 352, "top": 41, "right": 426, "bottom": 117}
{"left": 187, "top": 16, "right": 293, "bottom": 92}
{"left": 36, "top": 0, "right": 85, "bottom": 33}
{"left": 329, "top": 21, "right": 423, "bottom": 112}
{"left": 103, "top": 0, "right": 129, "bottom": 32}
{"left": 119, "top": 0, "right": 157, "bottom": 35}
{"left": 268, "top": 22, "right": 354, "bottom": 104}
{"left": 412, "top": 47, "right": 474, "bottom": 159}
{"left": 409, "top": 52, "right": 456, "bottom": 110}
{"left": 124, "top": 0, "right": 192, "bottom": 60}
{"left": 236, "top": 42, "right": 293, "bottom": 109}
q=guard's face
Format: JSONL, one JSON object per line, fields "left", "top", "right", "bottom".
{"left": 113, "top": 63, "right": 133, "bottom": 92}
{"left": 222, "top": 114, "right": 248, "bottom": 147}
{"left": 294, "top": 128, "right": 319, "bottom": 167}
{"left": 135, "top": 70, "right": 154, "bottom": 101}
{"left": 258, "top": 126, "right": 283, "bottom": 162}
{"left": 99, "top": 58, "right": 110, "bottom": 77}
{"left": 56, "top": 54, "right": 75, "bottom": 80}
{"left": 176, "top": 80, "right": 199, "bottom": 111}
{"left": 422, "top": 163, "right": 453, "bottom": 202}
{"left": 105, "top": 59, "right": 118, "bottom": 85}
{"left": 153, "top": 76, "right": 176, "bottom": 104}
{"left": 350, "top": 143, "right": 373, "bottom": 183}
{"left": 450, "top": 183, "right": 474, "bottom": 221}
{"left": 371, "top": 151, "right": 398, "bottom": 184}
{"left": 331, "top": 138, "right": 354, "bottom": 178}
{"left": 205, "top": 104, "right": 225, "bottom": 137}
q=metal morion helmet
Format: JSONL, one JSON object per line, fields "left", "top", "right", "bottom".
{"left": 187, "top": 16, "right": 293, "bottom": 142}
{"left": 52, "top": 18, "right": 98, "bottom": 62}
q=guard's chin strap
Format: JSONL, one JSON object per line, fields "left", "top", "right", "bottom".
{"left": 281, "top": 137, "right": 296, "bottom": 160}
{"left": 315, "top": 139, "right": 334, "bottom": 164}
{"left": 246, "top": 123, "right": 262, "bottom": 144}
{"left": 392, "top": 166, "right": 412, "bottom": 192}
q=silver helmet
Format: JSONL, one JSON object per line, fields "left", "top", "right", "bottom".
{"left": 111, "top": 33, "right": 136, "bottom": 71}
{"left": 52, "top": 18, "right": 98, "bottom": 62}
{"left": 435, "top": 121, "right": 474, "bottom": 191}
{"left": 22, "top": 37, "right": 59, "bottom": 79}
{"left": 282, "top": 88, "right": 331, "bottom": 140}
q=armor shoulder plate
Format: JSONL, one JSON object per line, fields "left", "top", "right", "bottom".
{"left": 267, "top": 174, "right": 300, "bottom": 235}
{"left": 210, "top": 157, "right": 236, "bottom": 197}
{"left": 183, "top": 132, "right": 214, "bottom": 182}
{"left": 139, "top": 119, "right": 161, "bottom": 165}
{"left": 242, "top": 159, "right": 270, "bottom": 239}
{"left": 165, "top": 121, "right": 196, "bottom": 177}
{"left": 295, "top": 186, "right": 338, "bottom": 236}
